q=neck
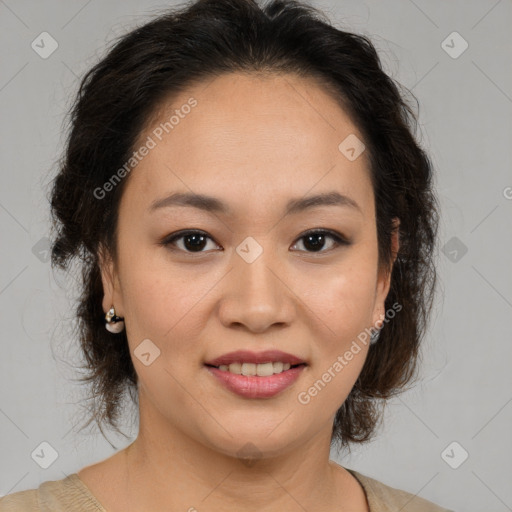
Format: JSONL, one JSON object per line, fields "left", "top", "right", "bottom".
{"left": 120, "top": 398, "right": 356, "bottom": 511}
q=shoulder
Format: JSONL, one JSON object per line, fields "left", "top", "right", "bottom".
{"left": 347, "top": 469, "right": 455, "bottom": 512}
{"left": 0, "top": 488, "right": 38, "bottom": 511}
{"left": 0, "top": 474, "right": 105, "bottom": 512}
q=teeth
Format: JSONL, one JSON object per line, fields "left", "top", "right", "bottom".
{"left": 273, "top": 362, "right": 284, "bottom": 373}
{"left": 241, "top": 362, "right": 257, "bottom": 376}
{"left": 256, "top": 362, "right": 273, "bottom": 376}
{"left": 217, "top": 362, "right": 295, "bottom": 376}
{"left": 228, "top": 362, "right": 241, "bottom": 374}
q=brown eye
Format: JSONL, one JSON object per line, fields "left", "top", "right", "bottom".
{"left": 161, "top": 228, "right": 350, "bottom": 255}
{"left": 291, "top": 229, "right": 350, "bottom": 253}
{"left": 161, "top": 230, "right": 221, "bottom": 253}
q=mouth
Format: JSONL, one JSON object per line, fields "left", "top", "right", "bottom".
{"left": 204, "top": 361, "right": 307, "bottom": 376}
{"left": 203, "top": 350, "right": 308, "bottom": 399}
{"left": 204, "top": 349, "right": 307, "bottom": 368}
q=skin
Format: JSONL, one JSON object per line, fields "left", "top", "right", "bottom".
{"left": 78, "top": 72, "right": 399, "bottom": 512}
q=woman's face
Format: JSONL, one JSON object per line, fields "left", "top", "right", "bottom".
{"left": 101, "top": 72, "right": 397, "bottom": 458}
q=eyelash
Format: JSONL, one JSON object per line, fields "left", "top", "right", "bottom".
{"left": 160, "top": 229, "right": 350, "bottom": 255}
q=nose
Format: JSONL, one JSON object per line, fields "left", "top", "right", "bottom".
{"left": 218, "top": 247, "right": 295, "bottom": 334}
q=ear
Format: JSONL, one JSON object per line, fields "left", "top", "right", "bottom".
{"left": 372, "top": 217, "right": 400, "bottom": 328}
{"left": 98, "top": 243, "right": 124, "bottom": 317}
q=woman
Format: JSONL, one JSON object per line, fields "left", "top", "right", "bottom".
{"left": 0, "top": 0, "right": 452, "bottom": 510}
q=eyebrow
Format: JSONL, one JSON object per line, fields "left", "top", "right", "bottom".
{"left": 149, "top": 191, "right": 362, "bottom": 216}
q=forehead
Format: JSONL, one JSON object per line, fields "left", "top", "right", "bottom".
{"left": 123, "top": 72, "right": 372, "bottom": 215}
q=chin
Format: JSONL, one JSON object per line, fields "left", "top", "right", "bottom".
{"left": 198, "top": 419, "right": 306, "bottom": 461}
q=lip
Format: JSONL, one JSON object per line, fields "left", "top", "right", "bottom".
{"left": 206, "top": 365, "right": 306, "bottom": 399}
{"left": 204, "top": 349, "right": 306, "bottom": 367}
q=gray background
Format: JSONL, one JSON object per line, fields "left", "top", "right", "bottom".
{"left": 1, "top": 1, "right": 511, "bottom": 510}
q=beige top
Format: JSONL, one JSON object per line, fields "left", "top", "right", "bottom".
{"left": 0, "top": 469, "right": 453, "bottom": 511}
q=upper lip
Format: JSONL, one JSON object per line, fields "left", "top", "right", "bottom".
{"left": 204, "top": 350, "right": 307, "bottom": 367}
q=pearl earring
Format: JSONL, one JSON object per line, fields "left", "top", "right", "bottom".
{"left": 105, "top": 305, "right": 125, "bottom": 333}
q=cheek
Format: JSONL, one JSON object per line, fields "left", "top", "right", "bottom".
{"left": 332, "top": 269, "right": 375, "bottom": 328}
{"left": 118, "top": 259, "right": 214, "bottom": 414}
{"left": 297, "top": 256, "right": 378, "bottom": 343}
{"left": 295, "top": 265, "right": 375, "bottom": 416}
{"left": 118, "top": 246, "right": 222, "bottom": 366}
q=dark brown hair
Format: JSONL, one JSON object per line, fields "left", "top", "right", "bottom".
{"left": 49, "top": 0, "right": 439, "bottom": 452}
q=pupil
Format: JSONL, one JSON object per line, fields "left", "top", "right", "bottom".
{"left": 304, "top": 233, "right": 324, "bottom": 252}
{"left": 185, "top": 234, "right": 206, "bottom": 251}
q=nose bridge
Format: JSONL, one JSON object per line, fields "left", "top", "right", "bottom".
{"left": 219, "top": 238, "right": 293, "bottom": 332}
{"left": 236, "top": 239, "right": 283, "bottom": 304}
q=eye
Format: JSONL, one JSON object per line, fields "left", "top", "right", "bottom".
{"left": 290, "top": 229, "right": 350, "bottom": 253}
{"left": 161, "top": 229, "right": 350, "bottom": 254}
{"left": 160, "top": 230, "right": 221, "bottom": 253}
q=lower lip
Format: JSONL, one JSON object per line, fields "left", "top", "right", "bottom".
{"left": 205, "top": 365, "right": 306, "bottom": 399}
